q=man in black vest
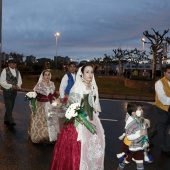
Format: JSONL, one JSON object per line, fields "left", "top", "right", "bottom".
{"left": 0, "top": 59, "right": 22, "bottom": 126}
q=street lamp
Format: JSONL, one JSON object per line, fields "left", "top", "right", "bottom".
{"left": 141, "top": 38, "right": 146, "bottom": 51}
{"left": 54, "top": 32, "right": 60, "bottom": 69}
{"left": 0, "top": 0, "right": 2, "bottom": 72}
{"left": 127, "top": 57, "right": 132, "bottom": 68}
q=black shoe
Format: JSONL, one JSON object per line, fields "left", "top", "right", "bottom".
{"left": 10, "top": 122, "right": 16, "bottom": 126}
{"left": 4, "top": 121, "right": 10, "bottom": 125}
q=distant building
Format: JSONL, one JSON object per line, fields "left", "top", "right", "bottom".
{"left": 25, "top": 55, "right": 36, "bottom": 63}
{"left": 1, "top": 53, "right": 9, "bottom": 64}
{"left": 36, "top": 58, "right": 51, "bottom": 69}
{"left": 54, "top": 56, "right": 71, "bottom": 69}
{"left": 124, "top": 62, "right": 161, "bottom": 71}
{"left": 1, "top": 52, "right": 24, "bottom": 65}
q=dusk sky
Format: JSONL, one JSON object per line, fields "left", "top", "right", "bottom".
{"left": 2, "top": 0, "right": 170, "bottom": 61}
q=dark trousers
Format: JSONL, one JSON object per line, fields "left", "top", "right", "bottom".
{"left": 3, "top": 89, "right": 17, "bottom": 123}
{"left": 156, "top": 106, "right": 170, "bottom": 152}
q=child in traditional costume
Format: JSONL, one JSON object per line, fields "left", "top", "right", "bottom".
{"left": 117, "top": 102, "right": 153, "bottom": 170}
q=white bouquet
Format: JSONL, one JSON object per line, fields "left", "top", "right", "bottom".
{"left": 51, "top": 101, "right": 58, "bottom": 107}
{"left": 25, "top": 92, "right": 37, "bottom": 114}
{"left": 64, "top": 100, "right": 97, "bottom": 134}
{"left": 65, "top": 103, "right": 80, "bottom": 120}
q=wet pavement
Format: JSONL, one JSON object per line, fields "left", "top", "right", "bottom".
{"left": 0, "top": 92, "right": 170, "bottom": 170}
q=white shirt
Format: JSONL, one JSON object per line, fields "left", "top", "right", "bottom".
{"left": 155, "top": 79, "right": 170, "bottom": 105}
{"left": 0, "top": 67, "right": 22, "bottom": 89}
{"left": 59, "top": 73, "right": 76, "bottom": 98}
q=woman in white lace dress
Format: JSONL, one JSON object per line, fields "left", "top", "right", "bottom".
{"left": 50, "top": 64, "right": 105, "bottom": 170}
{"left": 28, "top": 70, "right": 61, "bottom": 144}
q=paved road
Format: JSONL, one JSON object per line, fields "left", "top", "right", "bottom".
{"left": 0, "top": 92, "right": 170, "bottom": 170}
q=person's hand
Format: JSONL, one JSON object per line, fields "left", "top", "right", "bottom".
{"left": 53, "top": 96, "right": 56, "bottom": 100}
{"left": 140, "top": 129, "right": 146, "bottom": 136}
{"left": 55, "top": 98, "right": 62, "bottom": 108}
{"left": 60, "top": 98, "right": 64, "bottom": 103}
{"left": 12, "top": 85, "right": 17, "bottom": 89}
{"left": 16, "top": 85, "right": 21, "bottom": 90}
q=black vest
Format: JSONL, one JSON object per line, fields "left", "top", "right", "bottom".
{"left": 6, "top": 67, "right": 19, "bottom": 85}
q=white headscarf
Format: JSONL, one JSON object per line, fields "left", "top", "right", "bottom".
{"left": 33, "top": 70, "right": 52, "bottom": 91}
{"left": 37, "top": 70, "right": 52, "bottom": 83}
{"left": 69, "top": 66, "right": 101, "bottom": 112}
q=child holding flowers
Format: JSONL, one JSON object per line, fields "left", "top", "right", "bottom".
{"left": 50, "top": 64, "right": 105, "bottom": 170}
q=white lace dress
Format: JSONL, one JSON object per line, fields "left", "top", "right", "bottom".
{"left": 69, "top": 89, "right": 105, "bottom": 170}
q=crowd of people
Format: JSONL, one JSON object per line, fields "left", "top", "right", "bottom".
{"left": 0, "top": 59, "right": 170, "bottom": 170}
{"left": 123, "top": 69, "right": 151, "bottom": 79}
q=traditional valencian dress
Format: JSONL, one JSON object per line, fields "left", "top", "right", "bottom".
{"left": 28, "top": 80, "right": 61, "bottom": 144}
{"left": 50, "top": 67, "right": 105, "bottom": 170}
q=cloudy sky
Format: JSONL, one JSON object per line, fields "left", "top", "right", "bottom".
{"left": 2, "top": 0, "right": 170, "bottom": 61}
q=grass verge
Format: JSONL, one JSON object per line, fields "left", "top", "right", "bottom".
{"left": 21, "top": 70, "right": 154, "bottom": 97}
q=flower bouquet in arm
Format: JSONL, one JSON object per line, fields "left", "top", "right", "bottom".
{"left": 25, "top": 92, "right": 37, "bottom": 114}
{"left": 64, "top": 99, "right": 97, "bottom": 134}
{"left": 135, "top": 110, "right": 149, "bottom": 148}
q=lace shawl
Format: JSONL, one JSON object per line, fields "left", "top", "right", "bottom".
{"left": 69, "top": 66, "right": 101, "bottom": 113}
{"left": 33, "top": 81, "right": 55, "bottom": 96}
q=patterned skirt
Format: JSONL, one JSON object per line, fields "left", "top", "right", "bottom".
{"left": 28, "top": 101, "right": 61, "bottom": 144}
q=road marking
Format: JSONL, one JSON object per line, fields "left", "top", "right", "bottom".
{"left": 100, "top": 118, "right": 118, "bottom": 121}
{"left": 100, "top": 98, "right": 155, "bottom": 105}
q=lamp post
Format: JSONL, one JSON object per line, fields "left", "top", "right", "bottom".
{"left": 128, "top": 57, "right": 132, "bottom": 68}
{"left": 141, "top": 38, "right": 146, "bottom": 51}
{"left": 127, "top": 57, "right": 132, "bottom": 78}
{"left": 55, "top": 32, "right": 60, "bottom": 69}
{"left": 0, "top": 0, "right": 2, "bottom": 72}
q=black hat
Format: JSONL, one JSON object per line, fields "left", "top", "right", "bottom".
{"left": 8, "top": 59, "right": 17, "bottom": 63}
{"left": 8, "top": 55, "right": 17, "bottom": 63}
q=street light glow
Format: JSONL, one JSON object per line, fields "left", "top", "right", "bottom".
{"left": 141, "top": 38, "right": 145, "bottom": 42}
{"left": 141, "top": 38, "right": 146, "bottom": 50}
{"left": 55, "top": 32, "right": 60, "bottom": 37}
{"left": 55, "top": 32, "right": 60, "bottom": 69}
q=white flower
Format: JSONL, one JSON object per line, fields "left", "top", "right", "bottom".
{"left": 26, "top": 92, "right": 37, "bottom": 98}
{"left": 51, "top": 101, "right": 57, "bottom": 107}
{"left": 48, "top": 111, "right": 52, "bottom": 118}
{"left": 65, "top": 103, "right": 80, "bottom": 120}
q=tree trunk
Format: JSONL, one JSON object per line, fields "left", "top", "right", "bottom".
{"left": 159, "top": 56, "right": 163, "bottom": 77}
{"left": 118, "top": 58, "right": 122, "bottom": 76}
{"left": 152, "top": 53, "right": 156, "bottom": 80}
